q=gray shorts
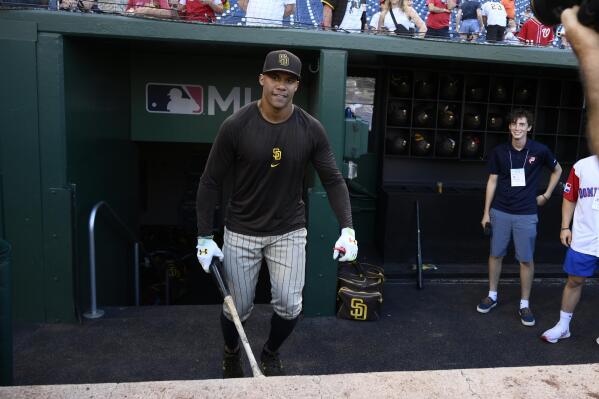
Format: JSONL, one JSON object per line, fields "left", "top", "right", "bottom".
{"left": 221, "top": 227, "right": 307, "bottom": 322}
{"left": 489, "top": 208, "right": 538, "bottom": 262}
{"left": 459, "top": 19, "right": 480, "bottom": 34}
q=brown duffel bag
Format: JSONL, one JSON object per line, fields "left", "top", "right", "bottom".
{"left": 337, "top": 262, "right": 384, "bottom": 321}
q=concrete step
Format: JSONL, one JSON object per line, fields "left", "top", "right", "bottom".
{"left": 2, "top": 363, "right": 599, "bottom": 399}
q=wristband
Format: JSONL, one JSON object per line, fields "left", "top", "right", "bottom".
{"left": 561, "top": 227, "right": 570, "bottom": 231}
{"left": 541, "top": 194, "right": 548, "bottom": 201}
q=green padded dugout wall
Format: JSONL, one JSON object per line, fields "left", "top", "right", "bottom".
{"left": 0, "top": 20, "right": 46, "bottom": 322}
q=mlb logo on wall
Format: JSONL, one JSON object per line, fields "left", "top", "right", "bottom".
{"left": 146, "top": 83, "right": 203, "bottom": 115}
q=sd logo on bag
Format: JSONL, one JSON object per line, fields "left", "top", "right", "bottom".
{"left": 336, "top": 261, "right": 384, "bottom": 321}
{"left": 350, "top": 297, "right": 368, "bottom": 320}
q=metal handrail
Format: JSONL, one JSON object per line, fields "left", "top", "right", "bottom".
{"left": 84, "top": 201, "right": 140, "bottom": 319}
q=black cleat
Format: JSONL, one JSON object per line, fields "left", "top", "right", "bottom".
{"left": 260, "top": 346, "right": 285, "bottom": 377}
{"left": 222, "top": 347, "right": 244, "bottom": 379}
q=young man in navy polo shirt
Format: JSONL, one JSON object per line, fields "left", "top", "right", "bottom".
{"left": 477, "top": 109, "right": 562, "bottom": 326}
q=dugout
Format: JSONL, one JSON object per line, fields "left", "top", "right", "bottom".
{"left": 0, "top": 10, "right": 583, "bottom": 323}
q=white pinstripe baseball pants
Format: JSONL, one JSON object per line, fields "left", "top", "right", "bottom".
{"left": 222, "top": 227, "right": 307, "bottom": 322}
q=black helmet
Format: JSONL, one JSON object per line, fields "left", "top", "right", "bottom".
{"left": 413, "top": 133, "right": 431, "bottom": 156}
{"left": 488, "top": 114, "right": 504, "bottom": 131}
{"left": 462, "top": 135, "right": 481, "bottom": 157}
{"left": 439, "top": 105, "right": 457, "bottom": 128}
{"left": 437, "top": 136, "right": 456, "bottom": 156}
{"left": 388, "top": 101, "right": 410, "bottom": 126}
{"left": 464, "top": 113, "right": 482, "bottom": 130}
{"left": 390, "top": 74, "right": 411, "bottom": 98}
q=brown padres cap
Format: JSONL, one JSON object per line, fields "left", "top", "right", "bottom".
{"left": 262, "top": 50, "right": 302, "bottom": 80}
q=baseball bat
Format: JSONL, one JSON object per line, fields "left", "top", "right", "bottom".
{"left": 415, "top": 200, "right": 423, "bottom": 290}
{"left": 209, "top": 258, "right": 265, "bottom": 378}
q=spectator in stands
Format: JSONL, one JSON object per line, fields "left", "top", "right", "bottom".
{"left": 98, "top": 0, "right": 128, "bottom": 14}
{"left": 368, "top": 0, "right": 387, "bottom": 32}
{"left": 500, "top": 0, "right": 514, "bottom": 23}
{"left": 455, "top": 0, "right": 483, "bottom": 41}
{"left": 239, "top": 0, "right": 295, "bottom": 27}
{"left": 425, "top": 0, "right": 456, "bottom": 39}
{"left": 59, "top": 0, "right": 97, "bottom": 12}
{"left": 561, "top": 6, "right": 599, "bottom": 155}
{"left": 518, "top": 16, "right": 554, "bottom": 46}
{"left": 518, "top": 5, "right": 532, "bottom": 28}
{"left": 555, "top": 25, "right": 570, "bottom": 49}
{"left": 504, "top": 18, "right": 519, "bottom": 43}
{"left": 125, "top": 0, "right": 178, "bottom": 18}
{"left": 481, "top": 0, "right": 506, "bottom": 43}
{"left": 179, "top": 0, "right": 223, "bottom": 22}
{"left": 322, "top": 0, "right": 367, "bottom": 32}
{"left": 378, "top": 0, "right": 427, "bottom": 37}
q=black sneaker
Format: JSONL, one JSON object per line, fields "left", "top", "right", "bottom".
{"left": 222, "top": 347, "right": 244, "bottom": 378}
{"left": 260, "top": 346, "right": 285, "bottom": 377}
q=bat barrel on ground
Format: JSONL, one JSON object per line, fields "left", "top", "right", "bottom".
{"left": 209, "top": 258, "right": 265, "bottom": 378}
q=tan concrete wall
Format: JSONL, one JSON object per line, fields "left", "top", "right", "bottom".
{"left": 2, "top": 363, "right": 599, "bottom": 399}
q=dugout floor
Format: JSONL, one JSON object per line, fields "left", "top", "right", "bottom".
{"left": 11, "top": 278, "right": 599, "bottom": 386}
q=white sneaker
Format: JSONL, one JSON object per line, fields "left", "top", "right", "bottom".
{"left": 541, "top": 323, "right": 571, "bottom": 344}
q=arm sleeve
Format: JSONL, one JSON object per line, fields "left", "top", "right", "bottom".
{"left": 543, "top": 146, "right": 558, "bottom": 169}
{"left": 196, "top": 120, "right": 236, "bottom": 236}
{"left": 487, "top": 147, "right": 500, "bottom": 174}
{"left": 310, "top": 121, "right": 353, "bottom": 229}
{"left": 563, "top": 166, "right": 579, "bottom": 203}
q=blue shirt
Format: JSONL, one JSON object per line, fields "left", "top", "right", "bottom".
{"left": 488, "top": 139, "right": 558, "bottom": 215}
{"left": 460, "top": 0, "right": 480, "bottom": 20}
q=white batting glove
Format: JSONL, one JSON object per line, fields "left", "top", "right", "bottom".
{"left": 196, "top": 237, "right": 224, "bottom": 273}
{"left": 333, "top": 227, "right": 358, "bottom": 262}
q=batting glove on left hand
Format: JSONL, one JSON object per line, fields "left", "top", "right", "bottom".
{"left": 333, "top": 227, "right": 358, "bottom": 262}
{"left": 196, "top": 237, "right": 224, "bottom": 273}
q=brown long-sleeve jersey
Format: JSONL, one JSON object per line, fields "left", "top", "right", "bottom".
{"left": 196, "top": 101, "right": 352, "bottom": 237}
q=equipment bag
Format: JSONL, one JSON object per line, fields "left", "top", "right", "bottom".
{"left": 336, "top": 262, "right": 384, "bottom": 321}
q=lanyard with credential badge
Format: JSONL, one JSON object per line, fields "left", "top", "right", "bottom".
{"left": 509, "top": 149, "right": 529, "bottom": 187}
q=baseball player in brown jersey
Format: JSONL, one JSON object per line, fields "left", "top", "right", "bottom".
{"left": 195, "top": 49, "right": 358, "bottom": 378}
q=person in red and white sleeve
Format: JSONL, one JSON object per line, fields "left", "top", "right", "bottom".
{"left": 180, "top": 0, "right": 224, "bottom": 22}
{"left": 541, "top": 155, "right": 599, "bottom": 344}
{"left": 517, "top": 16, "right": 554, "bottom": 46}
